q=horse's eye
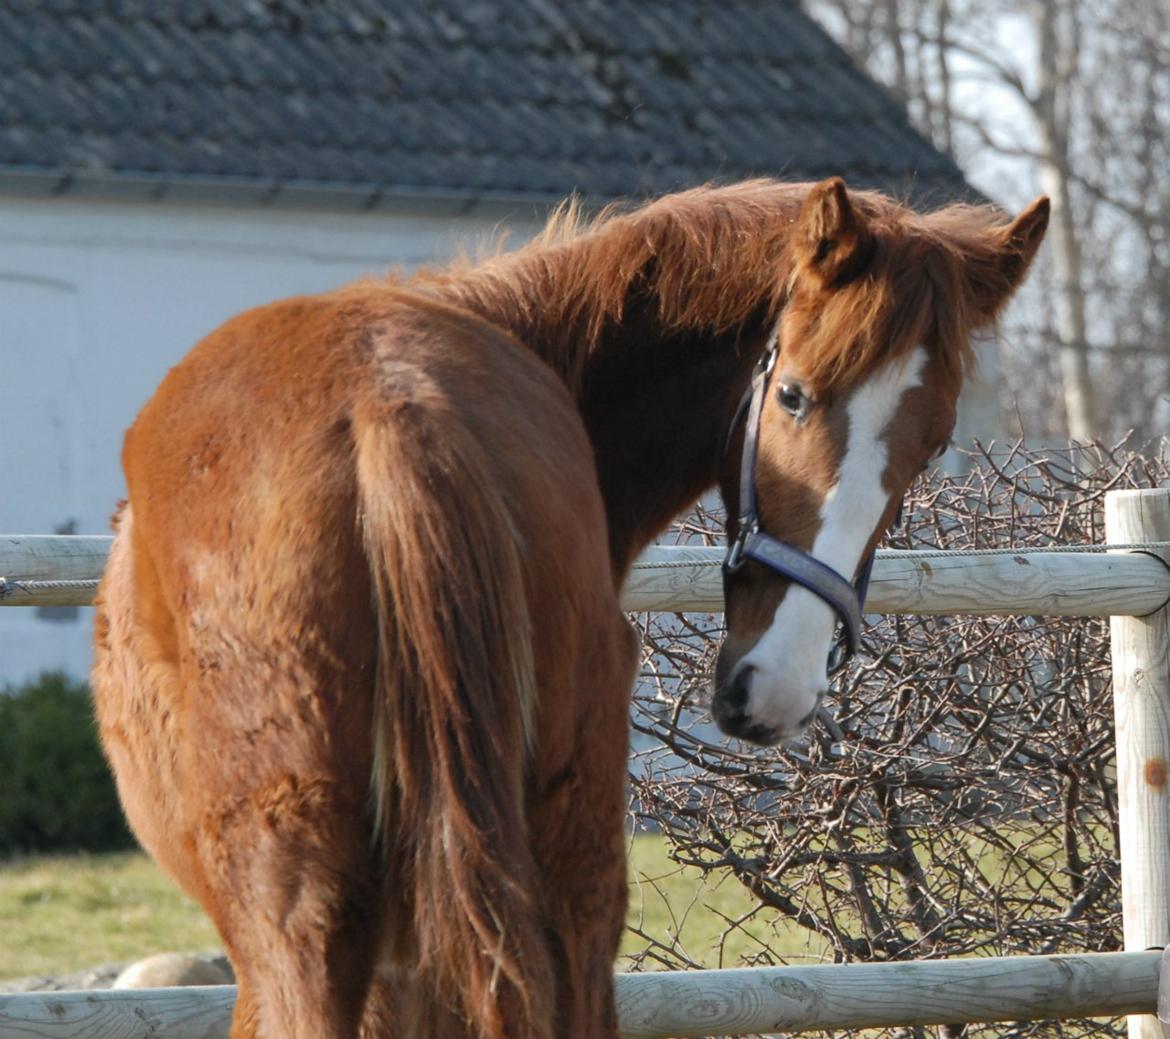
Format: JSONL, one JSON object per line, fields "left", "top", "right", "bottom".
{"left": 777, "top": 382, "right": 809, "bottom": 421}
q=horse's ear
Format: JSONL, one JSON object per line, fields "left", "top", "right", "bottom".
{"left": 971, "top": 195, "right": 1051, "bottom": 318}
{"left": 793, "top": 178, "right": 872, "bottom": 287}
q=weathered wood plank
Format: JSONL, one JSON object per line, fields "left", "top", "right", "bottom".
{"left": 1107, "top": 489, "right": 1170, "bottom": 1039}
{"left": 3, "top": 537, "right": 1169, "bottom": 616}
{"left": 625, "top": 545, "right": 1170, "bottom": 617}
{"left": 867, "top": 547, "right": 1170, "bottom": 618}
{"left": 0, "top": 536, "right": 110, "bottom": 607}
{"left": 0, "top": 952, "right": 1158, "bottom": 1038}
{"left": 0, "top": 984, "right": 235, "bottom": 1039}
{"left": 0, "top": 536, "right": 111, "bottom": 581}
{"left": 615, "top": 951, "right": 1160, "bottom": 1036}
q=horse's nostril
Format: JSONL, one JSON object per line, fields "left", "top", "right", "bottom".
{"left": 726, "top": 664, "right": 755, "bottom": 711}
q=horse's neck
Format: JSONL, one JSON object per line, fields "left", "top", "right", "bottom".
{"left": 578, "top": 309, "right": 764, "bottom": 577}
{"left": 438, "top": 234, "right": 775, "bottom": 576}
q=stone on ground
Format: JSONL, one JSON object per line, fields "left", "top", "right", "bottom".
{"left": 112, "top": 952, "right": 233, "bottom": 989}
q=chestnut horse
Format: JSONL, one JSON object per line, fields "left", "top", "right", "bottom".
{"left": 92, "top": 178, "right": 1048, "bottom": 1039}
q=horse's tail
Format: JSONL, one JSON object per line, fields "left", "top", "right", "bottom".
{"left": 353, "top": 389, "right": 554, "bottom": 1039}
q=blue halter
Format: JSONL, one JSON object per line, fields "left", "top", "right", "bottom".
{"left": 722, "top": 335, "right": 891, "bottom": 674}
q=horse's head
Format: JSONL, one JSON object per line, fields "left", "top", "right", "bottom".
{"left": 714, "top": 178, "right": 1049, "bottom": 745}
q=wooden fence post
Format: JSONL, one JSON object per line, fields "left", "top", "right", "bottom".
{"left": 1107, "top": 488, "right": 1170, "bottom": 1039}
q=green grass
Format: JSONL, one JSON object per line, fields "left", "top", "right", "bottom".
{"left": 4, "top": 827, "right": 1094, "bottom": 980}
{"left": 0, "top": 837, "right": 821, "bottom": 980}
{"left": 0, "top": 851, "right": 219, "bottom": 979}
{"left": 623, "top": 833, "right": 830, "bottom": 969}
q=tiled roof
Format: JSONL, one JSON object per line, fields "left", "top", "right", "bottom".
{"left": 0, "top": 0, "right": 972, "bottom": 205}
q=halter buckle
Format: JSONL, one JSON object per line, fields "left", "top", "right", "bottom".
{"left": 723, "top": 521, "right": 757, "bottom": 575}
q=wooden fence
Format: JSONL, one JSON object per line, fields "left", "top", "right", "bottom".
{"left": 1, "top": 486, "right": 1168, "bottom": 1038}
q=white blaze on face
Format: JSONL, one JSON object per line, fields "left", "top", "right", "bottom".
{"left": 738, "top": 348, "right": 927, "bottom": 736}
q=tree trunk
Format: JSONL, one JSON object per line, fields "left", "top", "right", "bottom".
{"left": 1034, "top": 0, "right": 1096, "bottom": 441}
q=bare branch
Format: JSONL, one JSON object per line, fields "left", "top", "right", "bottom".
{"left": 626, "top": 442, "right": 1170, "bottom": 1039}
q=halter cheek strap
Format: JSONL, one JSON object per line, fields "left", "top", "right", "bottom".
{"left": 723, "top": 334, "right": 896, "bottom": 674}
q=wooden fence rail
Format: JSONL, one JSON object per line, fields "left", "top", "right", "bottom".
{"left": 0, "top": 952, "right": 1160, "bottom": 1039}
{"left": 3, "top": 488, "right": 1170, "bottom": 1037}
{"left": 4, "top": 536, "right": 1170, "bottom": 616}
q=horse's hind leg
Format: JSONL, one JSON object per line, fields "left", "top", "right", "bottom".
{"left": 94, "top": 524, "right": 259, "bottom": 1039}
{"left": 95, "top": 508, "right": 383, "bottom": 1039}
{"left": 531, "top": 613, "right": 640, "bottom": 1039}
{"left": 198, "top": 769, "right": 380, "bottom": 1039}
{"left": 179, "top": 602, "right": 385, "bottom": 1039}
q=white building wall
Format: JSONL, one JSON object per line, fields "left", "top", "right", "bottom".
{"left": 0, "top": 195, "right": 542, "bottom": 685}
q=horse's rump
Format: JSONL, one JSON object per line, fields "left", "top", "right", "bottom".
{"left": 95, "top": 288, "right": 625, "bottom": 1038}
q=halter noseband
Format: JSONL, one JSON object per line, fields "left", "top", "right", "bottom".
{"left": 722, "top": 334, "right": 892, "bottom": 675}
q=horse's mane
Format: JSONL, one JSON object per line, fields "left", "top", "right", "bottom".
{"left": 783, "top": 194, "right": 1023, "bottom": 392}
{"left": 417, "top": 180, "right": 1018, "bottom": 392}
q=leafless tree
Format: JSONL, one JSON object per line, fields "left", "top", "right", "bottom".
{"left": 804, "top": 0, "right": 1170, "bottom": 443}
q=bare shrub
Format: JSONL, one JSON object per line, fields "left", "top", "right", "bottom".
{"left": 627, "top": 438, "right": 1169, "bottom": 1038}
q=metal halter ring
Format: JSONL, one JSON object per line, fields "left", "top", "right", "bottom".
{"left": 722, "top": 520, "right": 757, "bottom": 575}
